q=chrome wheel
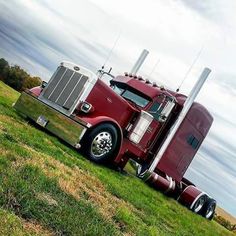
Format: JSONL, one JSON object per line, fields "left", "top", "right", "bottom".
{"left": 83, "top": 123, "right": 119, "bottom": 164}
{"left": 91, "top": 131, "right": 112, "bottom": 158}
{"left": 193, "top": 196, "right": 205, "bottom": 213}
{"left": 201, "top": 198, "right": 216, "bottom": 220}
{"left": 205, "top": 204, "right": 214, "bottom": 219}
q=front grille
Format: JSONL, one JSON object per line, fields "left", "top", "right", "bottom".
{"left": 43, "top": 66, "right": 88, "bottom": 110}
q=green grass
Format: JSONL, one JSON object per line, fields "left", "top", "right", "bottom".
{"left": 0, "top": 81, "right": 233, "bottom": 236}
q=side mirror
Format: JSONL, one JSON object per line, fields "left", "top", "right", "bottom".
{"left": 158, "top": 100, "right": 175, "bottom": 122}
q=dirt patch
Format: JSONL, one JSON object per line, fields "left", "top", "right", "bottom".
{"left": 0, "top": 147, "right": 10, "bottom": 156}
{"left": 22, "top": 219, "right": 54, "bottom": 236}
{"left": 36, "top": 192, "right": 58, "bottom": 206}
{"left": 0, "top": 123, "right": 6, "bottom": 131}
{"left": 0, "top": 113, "right": 26, "bottom": 123}
{"left": 0, "top": 114, "right": 15, "bottom": 123}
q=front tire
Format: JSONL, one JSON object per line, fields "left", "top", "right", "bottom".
{"left": 83, "top": 123, "right": 119, "bottom": 164}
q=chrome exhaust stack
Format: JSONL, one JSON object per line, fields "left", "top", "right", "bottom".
{"left": 130, "top": 49, "right": 149, "bottom": 75}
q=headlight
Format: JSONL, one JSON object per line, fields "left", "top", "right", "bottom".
{"left": 80, "top": 101, "right": 93, "bottom": 113}
{"left": 41, "top": 81, "right": 48, "bottom": 88}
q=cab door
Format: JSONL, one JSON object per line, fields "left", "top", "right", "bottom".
{"left": 138, "top": 94, "right": 166, "bottom": 149}
{"left": 140, "top": 94, "right": 176, "bottom": 150}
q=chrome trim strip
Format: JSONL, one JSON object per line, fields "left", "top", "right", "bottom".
{"left": 86, "top": 123, "right": 92, "bottom": 128}
{"left": 55, "top": 71, "right": 75, "bottom": 103}
{"left": 79, "top": 127, "right": 87, "bottom": 141}
{"left": 62, "top": 74, "right": 83, "bottom": 106}
{"left": 153, "top": 173, "right": 158, "bottom": 182}
{"left": 48, "top": 68, "right": 68, "bottom": 99}
{"left": 165, "top": 176, "right": 173, "bottom": 193}
{"left": 137, "top": 169, "right": 153, "bottom": 181}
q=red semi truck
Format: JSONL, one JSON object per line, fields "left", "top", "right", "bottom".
{"left": 14, "top": 50, "right": 216, "bottom": 220}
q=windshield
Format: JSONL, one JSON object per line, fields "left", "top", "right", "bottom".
{"left": 111, "top": 84, "right": 150, "bottom": 108}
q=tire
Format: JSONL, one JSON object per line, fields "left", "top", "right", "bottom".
{"left": 83, "top": 123, "right": 119, "bottom": 164}
{"left": 192, "top": 194, "right": 207, "bottom": 214}
{"left": 201, "top": 198, "right": 216, "bottom": 220}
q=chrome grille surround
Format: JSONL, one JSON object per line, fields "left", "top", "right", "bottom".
{"left": 39, "top": 61, "right": 97, "bottom": 116}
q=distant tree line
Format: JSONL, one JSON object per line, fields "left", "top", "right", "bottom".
{"left": 0, "top": 58, "right": 42, "bottom": 92}
{"left": 214, "top": 214, "right": 236, "bottom": 232}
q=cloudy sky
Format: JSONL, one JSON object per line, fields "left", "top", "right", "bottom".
{"left": 0, "top": 0, "right": 235, "bottom": 216}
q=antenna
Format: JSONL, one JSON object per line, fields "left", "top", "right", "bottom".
{"left": 176, "top": 45, "right": 205, "bottom": 92}
{"left": 148, "top": 59, "right": 160, "bottom": 78}
{"left": 102, "top": 30, "right": 122, "bottom": 69}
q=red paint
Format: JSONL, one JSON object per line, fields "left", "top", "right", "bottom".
{"left": 146, "top": 172, "right": 175, "bottom": 194}
{"left": 156, "top": 103, "right": 213, "bottom": 182}
{"left": 29, "top": 86, "right": 42, "bottom": 96}
{"left": 178, "top": 185, "right": 202, "bottom": 208}
{"left": 81, "top": 79, "right": 138, "bottom": 129}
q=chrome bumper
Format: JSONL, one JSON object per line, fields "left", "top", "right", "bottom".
{"left": 14, "top": 92, "right": 88, "bottom": 148}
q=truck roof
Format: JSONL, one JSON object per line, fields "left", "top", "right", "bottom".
{"left": 112, "top": 75, "right": 187, "bottom": 106}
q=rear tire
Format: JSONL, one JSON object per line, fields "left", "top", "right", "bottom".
{"left": 201, "top": 198, "right": 216, "bottom": 220}
{"left": 83, "top": 123, "right": 119, "bottom": 164}
{"left": 192, "top": 194, "right": 207, "bottom": 214}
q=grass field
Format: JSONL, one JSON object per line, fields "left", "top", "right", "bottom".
{"left": 0, "top": 81, "right": 233, "bottom": 236}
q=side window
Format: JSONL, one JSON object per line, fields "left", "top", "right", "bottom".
{"left": 148, "top": 94, "right": 166, "bottom": 120}
{"left": 148, "top": 94, "right": 175, "bottom": 122}
{"left": 148, "top": 102, "right": 162, "bottom": 120}
{"left": 187, "top": 135, "right": 200, "bottom": 149}
{"left": 149, "top": 102, "right": 161, "bottom": 113}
